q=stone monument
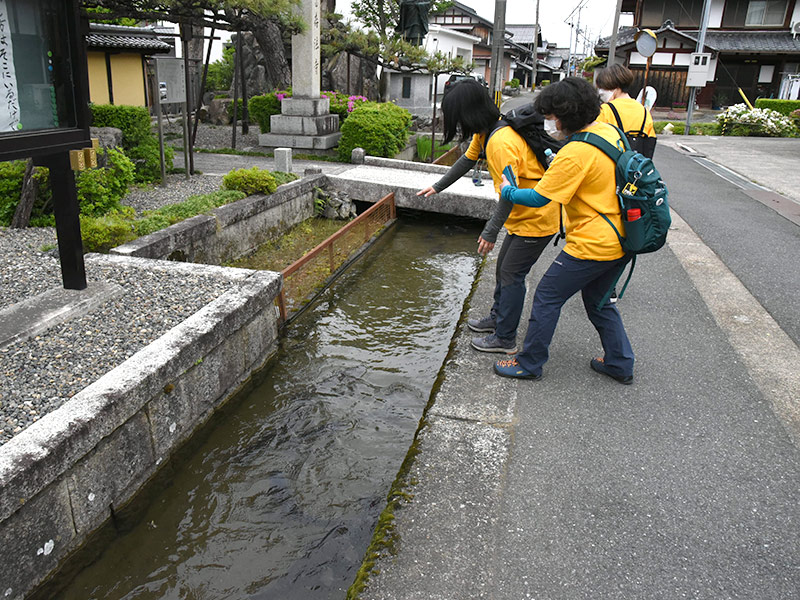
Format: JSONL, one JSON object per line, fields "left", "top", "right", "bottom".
{"left": 259, "top": 0, "right": 341, "bottom": 149}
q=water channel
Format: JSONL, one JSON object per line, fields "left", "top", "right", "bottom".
{"left": 59, "top": 213, "right": 482, "bottom": 599}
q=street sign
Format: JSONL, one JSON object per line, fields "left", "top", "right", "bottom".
{"left": 687, "top": 53, "right": 712, "bottom": 87}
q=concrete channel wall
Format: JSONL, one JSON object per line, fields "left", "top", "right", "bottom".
{"left": 110, "top": 174, "right": 322, "bottom": 263}
{"left": 0, "top": 175, "right": 324, "bottom": 599}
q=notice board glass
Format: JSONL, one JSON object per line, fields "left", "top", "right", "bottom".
{"left": 0, "top": 0, "right": 78, "bottom": 135}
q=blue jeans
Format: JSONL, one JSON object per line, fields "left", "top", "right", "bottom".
{"left": 490, "top": 233, "right": 553, "bottom": 341}
{"left": 515, "top": 250, "right": 634, "bottom": 377}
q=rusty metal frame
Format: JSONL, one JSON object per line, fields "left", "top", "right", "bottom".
{"left": 277, "top": 192, "right": 396, "bottom": 322}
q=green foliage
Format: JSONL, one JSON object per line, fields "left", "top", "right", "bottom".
{"left": 754, "top": 98, "right": 800, "bottom": 117}
{"left": 540, "top": 79, "right": 550, "bottom": 86}
{"left": 0, "top": 160, "right": 26, "bottom": 225}
{"left": 205, "top": 45, "right": 235, "bottom": 92}
{"left": 80, "top": 211, "right": 138, "bottom": 253}
{"left": 75, "top": 148, "right": 136, "bottom": 216}
{"left": 323, "top": 91, "right": 368, "bottom": 123}
{"left": 85, "top": 7, "right": 138, "bottom": 26}
{"left": 271, "top": 171, "right": 299, "bottom": 187}
{"left": 653, "top": 121, "right": 721, "bottom": 135}
{"left": 80, "top": 190, "right": 248, "bottom": 253}
{"left": 226, "top": 97, "right": 244, "bottom": 121}
{"left": 580, "top": 55, "right": 606, "bottom": 73}
{"left": 90, "top": 104, "right": 172, "bottom": 182}
{"left": 505, "top": 78, "right": 520, "bottom": 88}
{"left": 0, "top": 161, "right": 53, "bottom": 226}
{"left": 415, "top": 136, "right": 452, "bottom": 162}
{"left": 716, "top": 103, "right": 798, "bottom": 137}
{"left": 338, "top": 102, "right": 412, "bottom": 161}
{"left": 248, "top": 89, "right": 290, "bottom": 133}
{"left": 90, "top": 104, "right": 151, "bottom": 147}
{"left": 223, "top": 167, "right": 278, "bottom": 195}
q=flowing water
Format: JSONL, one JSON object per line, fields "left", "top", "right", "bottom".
{"left": 59, "top": 213, "right": 482, "bottom": 600}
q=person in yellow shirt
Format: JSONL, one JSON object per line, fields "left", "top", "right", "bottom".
{"left": 596, "top": 64, "right": 657, "bottom": 158}
{"left": 493, "top": 77, "right": 635, "bottom": 384}
{"left": 416, "top": 79, "right": 560, "bottom": 354}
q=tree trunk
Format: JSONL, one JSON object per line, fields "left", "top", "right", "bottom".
{"left": 10, "top": 159, "right": 37, "bottom": 229}
{"left": 252, "top": 20, "right": 291, "bottom": 90}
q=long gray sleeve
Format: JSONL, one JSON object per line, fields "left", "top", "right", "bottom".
{"left": 480, "top": 197, "right": 513, "bottom": 243}
{"left": 432, "top": 154, "right": 477, "bottom": 192}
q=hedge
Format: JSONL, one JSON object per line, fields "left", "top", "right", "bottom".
{"left": 754, "top": 99, "right": 800, "bottom": 117}
{"left": 337, "top": 102, "right": 411, "bottom": 162}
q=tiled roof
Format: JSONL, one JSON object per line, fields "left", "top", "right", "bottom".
{"left": 507, "top": 25, "right": 537, "bottom": 45}
{"left": 597, "top": 22, "right": 800, "bottom": 55}
{"left": 691, "top": 30, "right": 800, "bottom": 53}
{"left": 87, "top": 23, "right": 172, "bottom": 53}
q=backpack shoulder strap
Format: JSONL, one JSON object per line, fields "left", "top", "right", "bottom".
{"left": 639, "top": 105, "right": 648, "bottom": 136}
{"left": 569, "top": 128, "right": 627, "bottom": 161}
{"left": 607, "top": 102, "right": 625, "bottom": 132}
{"left": 480, "top": 119, "right": 508, "bottom": 158}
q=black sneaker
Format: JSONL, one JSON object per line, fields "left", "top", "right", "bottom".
{"left": 590, "top": 357, "right": 633, "bottom": 385}
{"left": 467, "top": 315, "right": 496, "bottom": 333}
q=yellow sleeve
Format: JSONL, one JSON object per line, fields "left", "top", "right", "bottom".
{"left": 485, "top": 129, "right": 526, "bottom": 195}
{"left": 464, "top": 134, "right": 484, "bottom": 161}
{"left": 644, "top": 111, "right": 656, "bottom": 137}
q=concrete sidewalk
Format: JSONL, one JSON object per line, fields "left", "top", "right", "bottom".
{"left": 354, "top": 142, "right": 800, "bottom": 598}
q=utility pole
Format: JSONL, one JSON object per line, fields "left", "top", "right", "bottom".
{"left": 534, "top": 0, "right": 540, "bottom": 85}
{"left": 491, "top": 0, "right": 507, "bottom": 105}
{"left": 685, "top": 0, "right": 713, "bottom": 134}
{"left": 607, "top": 0, "right": 624, "bottom": 66}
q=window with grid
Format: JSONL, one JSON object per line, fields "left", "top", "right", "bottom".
{"left": 745, "top": 0, "right": 788, "bottom": 26}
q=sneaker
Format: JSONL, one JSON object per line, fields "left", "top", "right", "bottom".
{"left": 494, "top": 357, "right": 542, "bottom": 380}
{"left": 471, "top": 333, "right": 516, "bottom": 354}
{"left": 467, "top": 315, "right": 496, "bottom": 333}
{"left": 590, "top": 357, "right": 633, "bottom": 385}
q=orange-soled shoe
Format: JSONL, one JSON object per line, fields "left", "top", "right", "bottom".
{"left": 494, "top": 356, "right": 542, "bottom": 380}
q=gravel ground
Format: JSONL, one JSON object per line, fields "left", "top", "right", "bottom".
{"left": 123, "top": 173, "right": 225, "bottom": 214}
{"left": 0, "top": 228, "right": 237, "bottom": 445}
{"left": 160, "top": 118, "right": 261, "bottom": 150}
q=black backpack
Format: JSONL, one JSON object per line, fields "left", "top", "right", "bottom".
{"left": 484, "top": 104, "right": 564, "bottom": 168}
{"left": 483, "top": 104, "right": 566, "bottom": 244}
{"left": 606, "top": 102, "right": 657, "bottom": 159}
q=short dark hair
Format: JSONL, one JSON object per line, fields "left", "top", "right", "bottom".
{"left": 440, "top": 79, "right": 500, "bottom": 144}
{"left": 595, "top": 64, "right": 635, "bottom": 92}
{"left": 534, "top": 77, "right": 601, "bottom": 134}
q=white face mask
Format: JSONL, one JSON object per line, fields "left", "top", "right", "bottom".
{"left": 544, "top": 118, "right": 565, "bottom": 140}
{"left": 598, "top": 89, "right": 614, "bottom": 103}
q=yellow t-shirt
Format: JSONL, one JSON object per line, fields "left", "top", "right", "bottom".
{"left": 598, "top": 97, "right": 656, "bottom": 137}
{"left": 465, "top": 128, "right": 559, "bottom": 238}
{"left": 534, "top": 122, "right": 626, "bottom": 261}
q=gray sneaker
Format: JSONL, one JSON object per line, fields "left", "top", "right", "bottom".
{"left": 467, "top": 315, "right": 496, "bottom": 333}
{"left": 471, "top": 333, "right": 516, "bottom": 354}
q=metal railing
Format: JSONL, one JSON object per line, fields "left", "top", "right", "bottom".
{"left": 276, "top": 192, "right": 397, "bottom": 322}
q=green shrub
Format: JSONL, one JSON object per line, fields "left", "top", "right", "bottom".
{"left": 80, "top": 211, "right": 137, "bottom": 253}
{"left": 90, "top": 104, "right": 151, "bottom": 147}
{"left": 135, "top": 189, "right": 246, "bottom": 236}
{"left": 0, "top": 161, "right": 53, "bottom": 226}
{"left": 0, "top": 160, "right": 26, "bottom": 225}
{"left": 248, "top": 90, "right": 291, "bottom": 133}
{"left": 90, "top": 104, "right": 172, "bottom": 182}
{"left": 754, "top": 99, "right": 800, "bottom": 117}
{"left": 75, "top": 148, "right": 136, "bottom": 216}
{"left": 338, "top": 102, "right": 411, "bottom": 161}
{"left": 271, "top": 171, "right": 299, "bottom": 187}
{"left": 323, "top": 91, "right": 368, "bottom": 124}
{"left": 540, "top": 80, "right": 550, "bottom": 86}
{"left": 126, "top": 138, "right": 173, "bottom": 183}
{"left": 223, "top": 167, "right": 278, "bottom": 195}
{"left": 226, "top": 97, "right": 244, "bottom": 121}
{"left": 716, "top": 103, "right": 798, "bottom": 137}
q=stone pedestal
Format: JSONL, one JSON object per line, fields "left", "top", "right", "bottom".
{"left": 258, "top": 0, "right": 341, "bottom": 150}
{"left": 259, "top": 98, "right": 341, "bottom": 149}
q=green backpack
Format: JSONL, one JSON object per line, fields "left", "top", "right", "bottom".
{"left": 570, "top": 125, "right": 671, "bottom": 304}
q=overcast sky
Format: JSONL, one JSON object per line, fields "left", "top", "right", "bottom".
{"left": 337, "top": 0, "right": 633, "bottom": 51}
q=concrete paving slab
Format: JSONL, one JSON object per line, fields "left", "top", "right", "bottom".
{"left": 0, "top": 282, "right": 123, "bottom": 350}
